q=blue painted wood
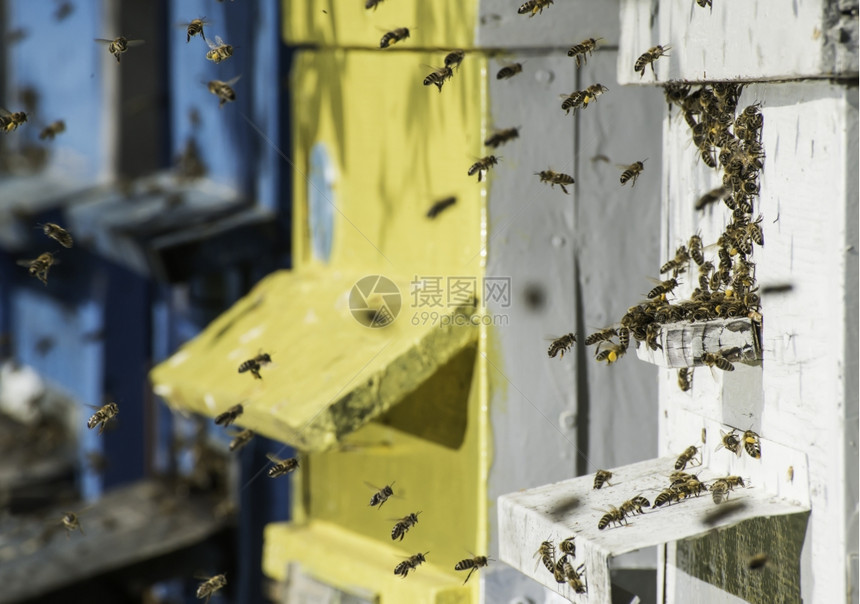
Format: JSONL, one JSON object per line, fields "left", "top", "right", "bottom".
{"left": 5, "top": 0, "right": 109, "bottom": 183}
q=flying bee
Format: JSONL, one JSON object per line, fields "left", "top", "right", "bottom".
{"left": 547, "top": 333, "right": 576, "bottom": 358}
{"left": 518, "top": 0, "right": 554, "bottom": 16}
{"left": 689, "top": 234, "right": 704, "bottom": 265}
{"left": 660, "top": 245, "right": 689, "bottom": 276}
{"left": 568, "top": 37, "right": 603, "bottom": 67}
{"left": 700, "top": 351, "right": 735, "bottom": 372}
{"left": 365, "top": 0, "right": 384, "bottom": 9}
{"left": 423, "top": 65, "right": 453, "bottom": 92}
{"left": 238, "top": 351, "right": 272, "bottom": 379}
{"left": 38, "top": 222, "right": 73, "bottom": 248}
{"left": 394, "top": 552, "right": 428, "bottom": 577}
{"left": 454, "top": 555, "right": 489, "bottom": 584}
{"left": 444, "top": 49, "right": 465, "bottom": 70}
{"left": 426, "top": 196, "right": 456, "bottom": 218}
{"left": 597, "top": 505, "right": 627, "bottom": 530}
{"left": 595, "top": 342, "right": 626, "bottom": 364}
{"left": 61, "top": 511, "right": 84, "bottom": 537}
{"left": 379, "top": 27, "right": 410, "bottom": 48}
{"left": 196, "top": 574, "right": 227, "bottom": 604}
{"left": 496, "top": 62, "right": 523, "bottom": 80}
{"left": 266, "top": 453, "right": 299, "bottom": 477}
{"left": 84, "top": 402, "right": 118, "bottom": 435}
{"left": 716, "top": 428, "right": 742, "bottom": 456}
{"left": 743, "top": 429, "right": 761, "bottom": 458}
{"left": 677, "top": 367, "right": 692, "bottom": 391}
{"left": 18, "top": 252, "right": 54, "bottom": 285}
{"left": 95, "top": 36, "right": 145, "bottom": 63}
{"left": 583, "top": 83, "right": 609, "bottom": 106}
{"left": 468, "top": 155, "right": 499, "bottom": 182}
{"left": 390, "top": 511, "right": 421, "bottom": 541}
{"left": 697, "top": 0, "right": 713, "bottom": 7}
{"left": 180, "top": 17, "right": 211, "bottom": 43}
{"left": 484, "top": 127, "right": 519, "bottom": 148}
{"left": 228, "top": 428, "right": 254, "bottom": 452}
{"left": 214, "top": 403, "right": 243, "bottom": 426}
{"left": 205, "top": 35, "right": 233, "bottom": 63}
{"left": 38, "top": 120, "right": 66, "bottom": 140}
{"left": 675, "top": 445, "right": 700, "bottom": 470}
{"left": 647, "top": 278, "right": 678, "bottom": 299}
{"left": 367, "top": 482, "right": 395, "bottom": 509}
{"left": 536, "top": 170, "right": 575, "bottom": 194}
{"left": 0, "top": 107, "right": 28, "bottom": 132}
{"left": 585, "top": 327, "right": 617, "bottom": 346}
{"left": 207, "top": 75, "right": 241, "bottom": 108}
{"left": 619, "top": 159, "right": 646, "bottom": 187}
{"left": 634, "top": 45, "right": 671, "bottom": 78}
{"left": 593, "top": 469, "right": 613, "bottom": 489}
{"left": 561, "top": 90, "right": 587, "bottom": 115}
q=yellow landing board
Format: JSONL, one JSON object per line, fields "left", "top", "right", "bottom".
{"left": 150, "top": 267, "right": 478, "bottom": 452}
{"left": 264, "top": 519, "right": 473, "bottom": 603}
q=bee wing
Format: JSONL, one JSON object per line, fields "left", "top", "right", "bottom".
{"left": 0, "top": 107, "right": 12, "bottom": 117}
{"left": 15, "top": 258, "right": 36, "bottom": 267}
{"left": 265, "top": 452, "right": 284, "bottom": 464}
{"left": 224, "top": 75, "right": 242, "bottom": 86}
{"left": 364, "top": 481, "right": 383, "bottom": 491}
{"left": 206, "top": 37, "right": 220, "bottom": 49}
{"left": 126, "top": 39, "right": 145, "bottom": 46}
{"left": 214, "top": 35, "right": 225, "bottom": 46}
{"left": 615, "top": 163, "right": 633, "bottom": 170}
{"left": 94, "top": 38, "right": 114, "bottom": 44}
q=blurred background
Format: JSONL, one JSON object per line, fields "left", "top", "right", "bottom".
{"left": 0, "top": 1, "right": 667, "bottom": 602}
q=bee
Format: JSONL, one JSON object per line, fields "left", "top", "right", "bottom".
{"left": 675, "top": 445, "right": 700, "bottom": 470}
{"left": 0, "top": 107, "right": 28, "bottom": 132}
{"left": 678, "top": 476, "right": 707, "bottom": 498}
{"left": 747, "top": 215, "right": 764, "bottom": 246}
{"left": 716, "top": 428, "right": 742, "bottom": 456}
{"left": 534, "top": 540, "right": 556, "bottom": 573}
{"left": 594, "top": 342, "right": 626, "bottom": 364}
{"left": 237, "top": 352, "right": 272, "bottom": 379}
{"left": 38, "top": 120, "right": 66, "bottom": 141}
{"left": 54, "top": 1, "right": 74, "bottom": 21}
{"left": 214, "top": 403, "right": 243, "bottom": 426}
{"left": 518, "top": 0, "right": 554, "bottom": 16}
{"left": 496, "top": 63, "right": 523, "bottom": 80}
{"left": 593, "top": 469, "right": 613, "bottom": 489}
{"left": 365, "top": 0, "right": 384, "bottom": 9}
{"left": 454, "top": 555, "right": 489, "bottom": 584}
{"left": 701, "top": 427, "right": 707, "bottom": 444}
{"left": 423, "top": 65, "right": 454, "bottom": 92}
{"left": 467, "top": 155, "right": 499, "bottom": 182}
{"left": 61, "top": 511, "right": 84, "bottom": 537}
{"left": 536, "top": 170, "right": 575, "bottom": 194}
{"left": 561, "top": 90, "right": 587, "bottom": 115}
{"left": 723, "top": 475, "right": 745, "bottom": 490}
{"left": 444, "top": 49, "right": 465, "bottom": 70}
{"left": 689, "top": 234, "right": 704, "bottom": 266}
{"left": 583, "top": 83, "right": 609, "bottom": 106}
{"left": 700, "top": 351, "right": 735, "bottom": 372}
{"left": 95, "top": 36, "right": 145, "bottom": 63}
{"left": 208, "top": 75, "right": 241, "bottom": 108}
{"left": 620, "top": 496, "right": 650, "bottom": 517}
{"left": 394, "top": 552, "right": 427, "bottom": 577}
{"left": 654, "top": 487, "right": 681, "bottom": 507}
{"left": 619, "top": 160, "right": 646, "bottom": 187}
{"left": 426, "top": 196, "right": 456, "bottom": 218}
{"left": 390, "top": 512, "right": 421, "bottom": 541}
{"left": 634, "top": 45, "right": 671, "bottom": 79}
{"left": 196, "top": 574, "right": 227, "bottom": 603}
{"left": 266, "top": 453, "right": 299, "bottom": 477}
{"left": 38, "top": 222, "right": 73, "bottom": 248}
{"left": 743, "top": 429, "right": 761, "bottom": 459}
{"left": 368, "top": 482, "right": 395, "bottom": 508}
{"left": 547, "top": 333, "right": 576, "bottom": 358}
{"left": 181, "top": 17, "right": 211, "bottom": 43}
{"left": 379, "top": 27, "right": 410, "bottom": 49}
{"left": 585, "top": 327, "right": 617, "bottom": 346}
{"left": 787, "top": 466, "right": 794, "bottom": 482}
{"left": 565, "top": 564, "right": 587, "bottom": 594}
{"left": 647, "top": 278, "right": 678, "bottom": 299}
{"left": 568, "top": 37, "right": 603, "bottom": 67}
{"left": 484, "top": 127, "right": 519, "bottom": 148}
{"left": 205, "top": 35, "right": 234, "bottom": 63}
{"left": 87, "top": 402, "right": 119, "bottom": 435}
{"left": 617, "top": 326, "right": 630, "bottom": 351}
{"left": 710, "top": 479, "right": 729, "bottom": 504}
{"left": 677, "top": 367, "right": 692, "bottom": 391}
{"left": 697, "top": 0, "right": 713, "bottom": 7}
{"left": 597, "top": 505, "right": 627, "bottom": 530}
{"left": 558, "top": 536, "right": 576, "bottom": 556}
{"left": 660, "top": 245, "right": 689, "bottom": 275}
{"left": 228, "top": 428, "right": 254, "bottom": 452}
{"left": 748, "top": 553, "right": 769, "bottom": 570}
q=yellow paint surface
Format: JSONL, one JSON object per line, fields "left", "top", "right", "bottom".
{"left": 283, "top": 0, "right": 478, "bottom": 49}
